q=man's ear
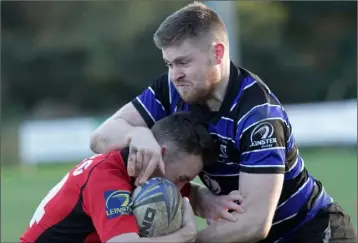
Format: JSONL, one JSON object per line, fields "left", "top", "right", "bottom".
{"left": 213, "top": 42, "right": 225, "bottom": 65}
{"left": 161, "top": 145, "right": 168, "bottom": 157}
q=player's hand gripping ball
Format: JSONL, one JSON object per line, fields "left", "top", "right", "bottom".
{"left": 132, "top": 177, "right": 183, "bottom": 237}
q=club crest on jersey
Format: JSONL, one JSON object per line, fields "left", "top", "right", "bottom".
{"left": 250, "top": 122, "right": 277, "bottom": 148}
{"left": 104, "top": 190, "right": 133, "bottom": 219}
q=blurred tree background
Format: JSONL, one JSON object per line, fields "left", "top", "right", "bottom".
{"left": 1, "top": 1, "right": 357, "bottom": 164}
{"left": 1, "top": 1, "right": 356, "bottom": 121}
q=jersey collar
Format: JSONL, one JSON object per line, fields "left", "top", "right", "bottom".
{"left": 208, "top": 61, "right": 245, "bottom": 123}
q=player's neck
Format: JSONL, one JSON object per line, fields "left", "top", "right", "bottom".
{"left": 206, "top": 60, "right": 231, "bottom": 111}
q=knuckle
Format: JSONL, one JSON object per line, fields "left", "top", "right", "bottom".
{"left": 155, "top": 146, "right": 162, "bottom": 154}
{"left": 149, "top": 149, "right": 158, "bottom": 157}
{"left": 137, "top": 148, "right": 145, "bottom": 154}
{"left": 143, "top": 149, "right": 153, "bottom": 156}
{"left": 220, "top": 209, "right": 227, "bottom": 214}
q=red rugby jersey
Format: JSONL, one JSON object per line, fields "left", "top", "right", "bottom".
{"left": 20, "top": 150, "right": 139, "bottom": 243}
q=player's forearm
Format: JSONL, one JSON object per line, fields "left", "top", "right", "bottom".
{"left": 195, "top": 210, "right": 268, "bottom": 243}
{"left": 107, "top": 230, "right": 195, "bottom": 243}
{"left": 188, "top": 182, "right": 208, "bottom": 218}
{"left": 146, "top": 229, "right": 195, "bottom": 243}
{"left": 90, "top": 117, "right": 147, "bottom": 154}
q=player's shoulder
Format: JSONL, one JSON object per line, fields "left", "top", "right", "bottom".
{"left": 150, "top": 71, "right": 175, "bottom": 98}
{"left": 86, "top": 151, "right": 127, "bottom": 172}
{"left": 151, "top": 71, "right": 170, "bottom": 87}
{"left": 151, "top": 70, "right": 180, "bottom": 108}
{"left": 235, "top": 66, "right": 283, "bottom": 118}
{"left": 238, "top": 67, "right": 275, "bottom": 104}
{"left": 69, "top": 151, "right": 126, "bottom": 178}
{"left": 156, "top": 71, "right": 170, "bottom": 81}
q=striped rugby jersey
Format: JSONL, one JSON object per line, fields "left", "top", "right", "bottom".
{"left": 131, "top": 62, "right": 333, "bottom": 242}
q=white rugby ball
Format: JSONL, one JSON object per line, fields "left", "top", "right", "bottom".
{"left": 132, "top": 177, "right": 183, "bottom": 237}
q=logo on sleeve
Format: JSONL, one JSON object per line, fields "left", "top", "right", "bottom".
{"left": 250, "top": 122, "right": 277, "bottom": 148}
{"left": 104, "top": 190, "right": 133, "bottom": 219}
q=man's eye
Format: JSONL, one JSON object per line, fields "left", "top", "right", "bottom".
{"left": 165, "top": 63, "right": 172, "bottom": 68}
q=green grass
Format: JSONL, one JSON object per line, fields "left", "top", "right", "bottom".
{"left": 1, "top": 148, "right": 357, "bottom": 242}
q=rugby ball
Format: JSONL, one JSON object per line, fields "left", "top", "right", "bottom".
{"left": 132, "top": 177, "right": 183, "bottom": 237}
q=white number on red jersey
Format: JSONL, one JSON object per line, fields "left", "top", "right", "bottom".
{"left": 29, "top": 154, "right": 102, "bottom": 227}
{"left": 29, "top": 172, "right": 69, "bottom": 227}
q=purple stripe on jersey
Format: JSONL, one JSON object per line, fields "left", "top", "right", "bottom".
{"left": 240, "top": 147, "right": 286, "bottom": 167}
{"left": 279, "top": 187, "right": 333, "bottom": 242}
{"left": 235, "top": 105, "right": 287, "bottom": 149}
{"left": 168, "top": 80, "right": 180, "bottom": 113}
{"left": 285, "top": 156, "right": 304, "bottom": 181}
{"left": 236, "top": 104, "right": 286, "bottom": 136}
{"left": 137, "top": 88, "right": 168, "bottom": 122}
{"left": 273, "top": 176, "right": 315, "bottom": 223}
{"left": 286, "top": 133, "right": 296, "bottom": 151}
{"left": 230, "top": 76, "right": 256, "bottom": 111}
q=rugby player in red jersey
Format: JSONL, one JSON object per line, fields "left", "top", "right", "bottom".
{"left": 20, "top": 112, "right": 237, "bottom": 243}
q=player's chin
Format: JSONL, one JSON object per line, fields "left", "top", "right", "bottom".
{"left": 180, "top": 93, "right": 202, "bottom": 104}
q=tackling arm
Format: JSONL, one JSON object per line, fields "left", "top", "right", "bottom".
{"left": 196, "top": 173, "right": 284, "bottom": 242}
{"left": 90, "top": 74, "right": 170, "bottom": 154}
{"left": 90, "top": 103, "right": 150, "bottom": 154}
{"left": 197, "top": 108, "right": 288, "bottom": 242}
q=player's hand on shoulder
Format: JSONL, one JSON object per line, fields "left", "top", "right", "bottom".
{"left": 180, "top": 197, "right": 198, "bottom": 242}
{"left": 201, "top": 189, "right": 245, "bottom": 223}
{"left": 127, "top": 127, "right": 165, "bottom": 186}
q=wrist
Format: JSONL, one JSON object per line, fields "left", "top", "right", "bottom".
{"left": 126, "top": 126, "right": 152, "bottom": 144}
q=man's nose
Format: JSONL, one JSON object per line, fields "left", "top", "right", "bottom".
{"left": 171, "top": 66, "right": 185, "bottom": 82}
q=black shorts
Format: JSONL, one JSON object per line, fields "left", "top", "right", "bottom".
{"left": 288, "top": 202, "right": 357, "bottom": 243}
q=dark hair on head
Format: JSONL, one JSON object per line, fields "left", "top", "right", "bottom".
{"left": 151, "top": 112, "right": 217, "bottom": 167}
{"left": 153, "top": 1, "right": 228, "bottom": 49}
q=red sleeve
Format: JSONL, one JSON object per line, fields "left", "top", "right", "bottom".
{"left": 82, "top": 156, "right": 139, "bottom": 242}
{"left": 180, "top": 182, "right": 192, "bottom": 198}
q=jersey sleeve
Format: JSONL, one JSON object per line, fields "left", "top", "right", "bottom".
{"left": 235, "top": 104, "right": 288, "bottom": 174}
{"left": 131, "top": 73, "right": 171, "bottom": 128}
{"left": 82, "top": 158, "right": 139, "bottom": 242}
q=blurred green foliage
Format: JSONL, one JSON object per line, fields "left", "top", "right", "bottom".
{"left": 1, "top": 1, "right": 357, "bottom": 121}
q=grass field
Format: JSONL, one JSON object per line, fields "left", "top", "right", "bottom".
{"left": 1, "top": 148, "right": 357, "bottom": 242}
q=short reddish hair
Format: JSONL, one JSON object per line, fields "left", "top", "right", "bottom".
{"left": 153, "top": 1, "right": 229, "bottom": 49}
